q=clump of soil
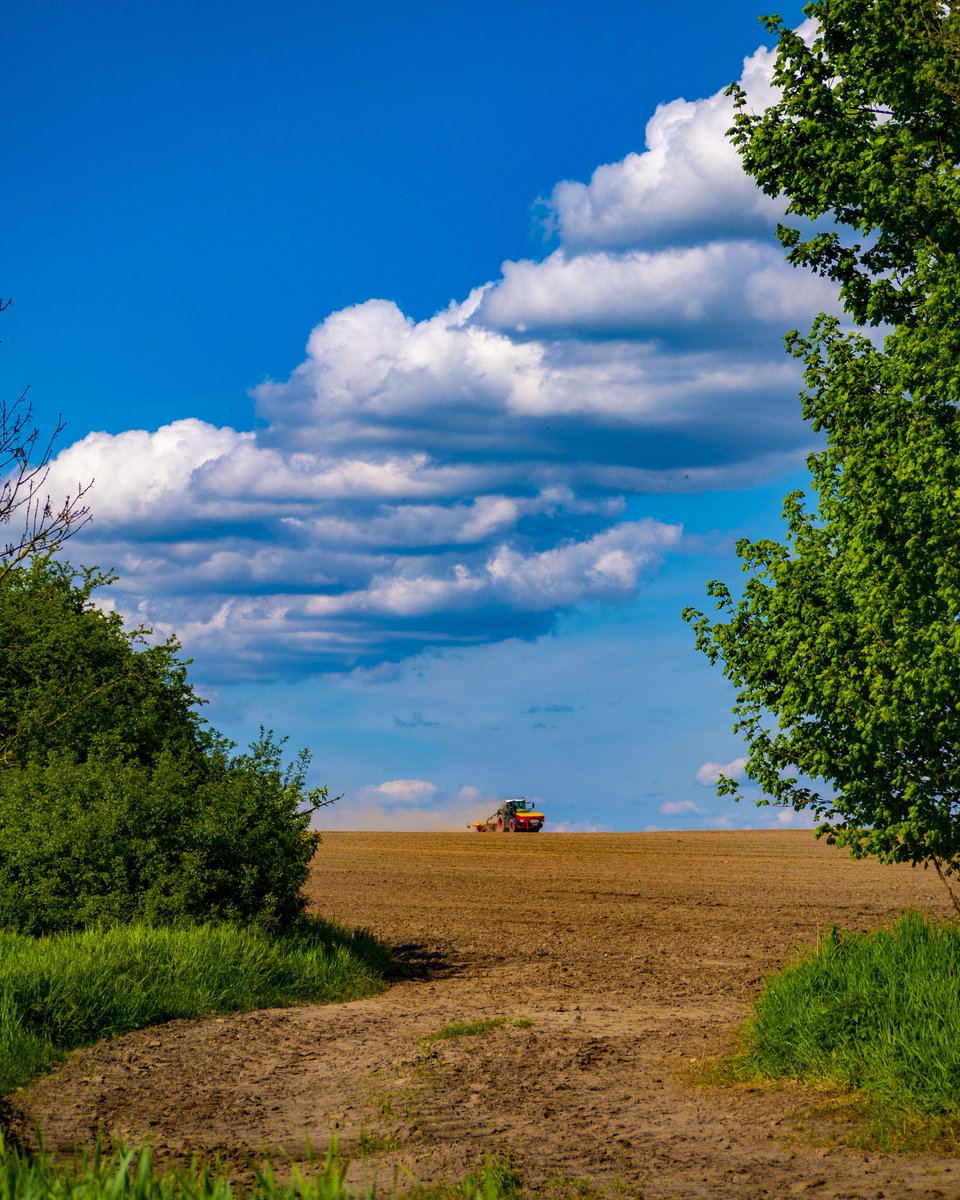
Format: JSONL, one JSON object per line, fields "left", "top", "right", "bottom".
{"left": 10, "top": 831, "right": 960, "bottom": 1199}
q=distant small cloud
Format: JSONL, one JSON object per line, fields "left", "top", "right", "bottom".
{"left": 355, "top": 779, "right": 440, "bottom": 807}
{"left": 525, "top": 703, "right": 574, "bottom": 714}
{"left": 695, "top": 756, "right": 748, "bottom": 787}
{"left": 547, "top": 821, "right": 614, "bottom": 833}
{"left": 394, "top": 712, "right": 440, "bottom": 729}
{"left": 659, "top": 799, "right": 704, "bottom": 816}
{"left": 772, "top": 808, "right": 816, "bottom": 829}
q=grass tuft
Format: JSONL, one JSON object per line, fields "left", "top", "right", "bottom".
{"left": 406, "top": 1158, "right": 526, "bottom": 1200}
{"left": 460, "top": 1159, "right": 525, "bottom": 1200}
{"left": 354, "top": 1129, "right": 402, "bottom": 1157}
{"left": 427, "top": 1018, "right": 508, "bottom": 1042}
{"left": 426, "top": 1017, "right": 532, "bottom": 1043}
{"left": 0, "top": 917, "right": 389, "bottom": 1096}
{"left": 731, "top": 910, "right": 960, "bottom": 1144}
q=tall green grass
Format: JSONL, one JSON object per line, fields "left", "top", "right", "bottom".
{"left": 740, "top": 910, "right": 960, "bottom": 1120}
{"left": 0, "top": 1138, "right": 348, "bottom": 1200}
{"left": 0, "top": 1139, "right": 535, "bottom": 1200}
{"left": 0, "top": 919, "right": 389, "bottom": 1095}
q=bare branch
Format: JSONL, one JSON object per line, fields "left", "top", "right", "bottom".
{"left": 0, "top": 374, "right": 92, "bottom": 579}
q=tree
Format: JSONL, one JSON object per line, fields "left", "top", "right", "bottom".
{"left": 0, "top": 557, "right": 202, "bottom": 768}
{"left": 726, "top": 0, "right": 959, "bottom": 335}
{"left": 0, "top": 557, "right": 333, "bottom": 933}
{"left": 1, "top": 298, "right": 91, "bottom": 580}
{"left": 683, "top": 0, "right": 960, "bottom": 905}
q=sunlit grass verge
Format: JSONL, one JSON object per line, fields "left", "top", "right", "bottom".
{"left": 0, "top": 1141, "right": 594, "bottom": 1200}
{"left": 0, "top": 919, "right": 389, "bottom": 1096}
{"left": 727, "top": 910, "right": 960, "bottom": 1147}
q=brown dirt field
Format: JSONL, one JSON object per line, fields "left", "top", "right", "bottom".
{"left": 10, "top": 830, "right": 960, "bottom": 1198}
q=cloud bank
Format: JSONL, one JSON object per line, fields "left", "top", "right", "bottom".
{"left": 49, "top": 34, "right": 836, "bottom": 678}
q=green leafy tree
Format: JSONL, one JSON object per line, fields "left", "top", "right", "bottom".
{"left": 0, "top": 557, "right": 332, "bottom": 933}
{"left": 0, "top": 733, "right": 327, "bottom": 935}
{"left": 684, "top": 0, "right": 960, "bottom": 906}
{"left": 725, "top": 0, "right": 959, "bottom": 335}
{"left": 0, "top": 558, "right": 202, "bottom": 768}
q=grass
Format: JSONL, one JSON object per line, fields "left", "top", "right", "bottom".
{"left": 353, "top": 1130, "right": 402, "bottom": 1158}
{"left": 426, "top": 1018, "right": 532, "bottom": 1042}
{"left": 0, "top": 918, "right": 389, "bottom": 1096}
{"left": 0, "top": 1138, "right": 351, "bottom": 1200}
{"left": 0, "top": 1141, "right": 626, "bottom": 1199}
{"left": 726, "top": 909, "right": 960, "bottom": 1146}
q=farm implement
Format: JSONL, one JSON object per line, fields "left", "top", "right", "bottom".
{"left": 470, "top": 798, "right": 545, "bottom": 833}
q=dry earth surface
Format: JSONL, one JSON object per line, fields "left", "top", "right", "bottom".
{"left": 10, "top": 830, "right": 960, "bottom": 1199}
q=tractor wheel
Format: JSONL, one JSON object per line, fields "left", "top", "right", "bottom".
{"left": 508, "top": 818, "right": 517, "bottom": 832}
{"left": 497, "top": 817, "right": 505, "bottom": 832}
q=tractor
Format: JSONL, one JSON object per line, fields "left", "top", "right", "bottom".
{"left": 469, "top": 797, "right": 545, "bottom": 833}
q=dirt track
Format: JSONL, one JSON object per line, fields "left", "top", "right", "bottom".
{"left": 12, "top": 831, "right": 960, "bottom": 1198}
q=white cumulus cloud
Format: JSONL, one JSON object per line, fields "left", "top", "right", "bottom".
{"left": 659, "top": 799, "right": 705, "bottom": 815}
{"left": 477, "top": 242, "right": 838, "bottom": 339}
{"left": 355, "top": 779, "right": 440, "bottom": 808}
{"left": 545, "top": 43, "right": 782, "bottom": 252}
{"left": 48, "top": 25, "right": 832, "bottom": 679}
{"left": 695, "top": 756, "right": 749, "bottom": 786}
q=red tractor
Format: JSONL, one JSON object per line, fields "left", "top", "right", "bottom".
{"left": 469, "top": 797, "right": 545, "bottom": 833}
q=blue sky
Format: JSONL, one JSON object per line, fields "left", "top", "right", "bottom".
{"left": 4, "top": 0, "right": 831, "bottom": 831}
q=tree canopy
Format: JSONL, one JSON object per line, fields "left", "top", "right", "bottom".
{"left": 684, "top": 0, "right": 960, "bottom": 900}
{"left": 0, "top": 558, "right": 202, "bottom": 769}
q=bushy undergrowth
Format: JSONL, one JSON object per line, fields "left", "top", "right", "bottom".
{"left": 0, "top": 919, "right": 389, "bottom": 1095}
{"left": 740, "top": 910, "right": 960, "bottom": 1119}
{"left": 0, "top": 737, "right": 326, "bottom": 935}
{"left": 0, "top": 559, "right": 331, "bottom": 935}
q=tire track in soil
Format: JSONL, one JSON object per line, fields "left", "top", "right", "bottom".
{"left": 9, "top": 831, "right": 960, "bottom": 1199}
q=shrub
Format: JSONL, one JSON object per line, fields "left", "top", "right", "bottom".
{"left": 0, "top": 558, "right": 202, "bottom": 770}
{"left": 0, "top": 732, "right": 324, "bottom": 935}
{"left": 0, "top": 558, "right": 330, "bottom": 934}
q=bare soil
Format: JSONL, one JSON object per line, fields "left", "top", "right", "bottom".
{"left": 10, "top": 831, "right": 960, "bottom": 1198}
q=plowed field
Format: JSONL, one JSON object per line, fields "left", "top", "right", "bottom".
{"left": 11, "top": 831, "right": 960, "bottom": 1199}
